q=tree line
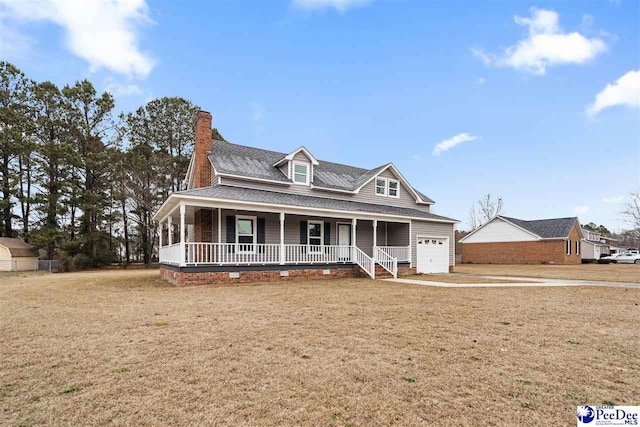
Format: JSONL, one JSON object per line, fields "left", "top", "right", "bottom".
{"left": 0, "top": 61, "right": 204, "bottom": 269}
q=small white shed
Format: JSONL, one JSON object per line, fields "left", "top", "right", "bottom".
{"left": 0, "top": 238, "right": 39, "bottom": 272}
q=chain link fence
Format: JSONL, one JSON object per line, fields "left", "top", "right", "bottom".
{"left": 38, "top": 260, "right": 61, "bottom": 272}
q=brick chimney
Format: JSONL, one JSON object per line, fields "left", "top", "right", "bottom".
{"left": 193, "top": 110, "right": 212, "bottom": 188}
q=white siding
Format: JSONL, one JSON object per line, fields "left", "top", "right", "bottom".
{"left": 581, "top": 240, "right": 604, "bottom": 261}
{"left": 581, "top": 240, "right": 596, "bottom": 260}
{"left": 462, "top": 218, "right": 538, "bottom": 243}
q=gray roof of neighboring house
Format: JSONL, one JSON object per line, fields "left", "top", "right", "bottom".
{"left": 209, "top": 141, "right": 434, "bottom": 203}
{"left": 0, "top": 237, "right": 39, "bottom": 257}
{"left": 500, "top": 216, "right": 579, "bottom": 239}
{"left": 176, "top": 184, "right": 455, "bottom": 222}
{"left": 584, "top": 239, "right": 608, "bottom": 246}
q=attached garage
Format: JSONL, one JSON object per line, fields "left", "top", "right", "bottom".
{"left": 410, "top": 219, "right": 456, "bottom": 273}
{"left": 0, "top": 238, "right": 39, "bottom": 272}
{"left": 416, "top": 236, "right": 450, "bottom": 273}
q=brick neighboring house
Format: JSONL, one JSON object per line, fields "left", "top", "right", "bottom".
{"left": 153, "top": 111, "right": 459, "bottom": 285}
{"left": 459, "top": 216, "right": 583, "bottom": 265}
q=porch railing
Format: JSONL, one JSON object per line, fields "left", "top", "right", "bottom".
{"left": 353, "top": 246, "right": 375, "bottom": 279}
{"left": 284, "top": 244, "right": 352, "bottom": 264}
{"left": 186, "top": 243, "right": 281, "bottom": 265}
{"left": 374, "top": 247, "right": 398, "bottom": 278}
{"left": 159, "top": 243, "right": 404, "bottom": 279}
{"left": 377, "top": 246, "right": 410, "bottom": 262}
{"left": 159, "top": 243, "right": 183, "bottom": 266}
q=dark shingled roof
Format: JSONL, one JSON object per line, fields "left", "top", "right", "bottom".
{"left": 176, "top": 184, "right": 455, "bottom": 222}
{"left": 500, "top": 216, "right": 579, "bottom": 239}
{"left": 0, "top": 237, "right": 39, "bottom": 257}
{"left": 209, "top": 141, "right": 434, "bottom": 203}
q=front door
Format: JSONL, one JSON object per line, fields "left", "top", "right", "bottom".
{"left": 338, "top": 223, "right": 351, "bottom": 261}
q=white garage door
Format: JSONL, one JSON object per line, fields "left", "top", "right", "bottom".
{"left": 416, "top": 237, "right": 449, "bottom": 274}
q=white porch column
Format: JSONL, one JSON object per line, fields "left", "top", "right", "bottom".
{"left": 179, "top": 203, "right": 186, "bottom": 266}
{"left": 408, "top": 220, "right": 413, "bottom": 268}
{"left": 168, "top": 216, "right": 173, "bottom": 245}
{"left": 372, "top": 220, "right": 378, "bottom": 254}
{"left": 279, "top": 212, "right": 285, "bottom": 265}
{"left": 159, "top": 221, "right": 163, "bottom": 248}
{"left": 217, "top": 208, "right": 222, "bottom": 243}
{"left": 351, "top": 218, "right": 357, "bottom": 260}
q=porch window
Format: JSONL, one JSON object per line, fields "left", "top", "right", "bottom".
{"left": 576, "top": 240, "right": 580, "bottom": 255}
{"left": 566, "top": 239, "right": 571, "bottom": 255}
{"left": 375, "top": 178, "right": 387, "bottom": 196}
{"left": 308, "top": 220, "right": 323, "bottom": 252}
{"left": 388, "top": 179, "right": 399, "bottom": 198}
{"left": 236, "top": 215, "right": 256, "bottom": 253}
{"left": 293, "top": 162, "right": 309, "bottom": 185}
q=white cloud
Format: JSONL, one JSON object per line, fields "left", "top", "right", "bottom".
{"left": 476, "top": 77, "right": 486, "bottom": 84}
{"left": 473, "top": 8, "right": 606, "bottom": 75}
{"left": 432, "top": 133, "right": 478, "bottom": 156}
{"left": 574, "top": 205, "right": 590, "bottom": 215}
{"left": 104, "top": 78, "right": 142, "bottom": 97}
{"left": 0, "top": 0, "right": 154, "bottom": 78}
{"left": 250, "top": 102, "right": 265, "bottom": 122}
{"left": 292, "top": 0, "right": 371, "bottom": 12}
{"left": 602, "top": 195, "right": 625, "bottom": 203}
{"left": 587, "top": 70, "right": 640, "bottom": 116}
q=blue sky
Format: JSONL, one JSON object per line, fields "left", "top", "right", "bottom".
{"left": 1, "top": 0, "right": 639, "bottom": 230}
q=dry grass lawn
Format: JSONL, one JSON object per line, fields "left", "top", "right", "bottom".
{"left": 1, "top": 270, "right": 639, "bottom": 426}
{"left": 455, "top": 263, "right": 640, "bottom": 283}
{"left": 405, "top": 274, "right": 528, "bottom": 284}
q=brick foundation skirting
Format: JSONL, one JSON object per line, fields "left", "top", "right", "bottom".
{"left": 159, "top": 263, "right": 455, "bottom": 286}
{"left": 397, "top": 265, "right": 417, "bottom": 276}
{"left": 160, "top": 264, "right": 370, "bottom": 286}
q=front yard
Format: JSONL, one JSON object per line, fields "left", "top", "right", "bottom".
{"left": 454, "top": 263, "right": 640, "bottom": 282}
{"left": 1, "top": 270, "right": 639, "bottom": 425}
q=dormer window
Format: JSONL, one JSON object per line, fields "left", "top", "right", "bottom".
{"left": 293, "top": 161, "right": 310, "bottom": 185}
{"left": 375, "top": 178, "right": 387, "bottom": 196}
{"left": 375, "top": 177, "right": 400, "bottom": 198}
{"left": 388, "top": 179, "right": 399, "bottom": 198}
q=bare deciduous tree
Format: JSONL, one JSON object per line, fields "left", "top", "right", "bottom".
{"left": 622, "top": 192, "right": 640, "bottom": 227}
{"left": 622, "top": 192, "right": 640, "bottom": 240}
{"left": 468, "top": 193, "right": 504, "bottom": 230}
{"left": 468, "top": 206, "right": 479, "bottom": 230}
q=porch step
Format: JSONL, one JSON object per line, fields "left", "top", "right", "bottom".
{"left": 374, "top": 264, "right": 394, "bottom": 279}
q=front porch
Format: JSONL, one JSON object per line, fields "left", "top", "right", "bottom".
{"left": 158, "top": 204, "right": 411, "bottom": 279}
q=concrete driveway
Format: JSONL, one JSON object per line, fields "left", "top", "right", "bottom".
{"left": 385, "top": 274, "right": 640, "bottom": 289}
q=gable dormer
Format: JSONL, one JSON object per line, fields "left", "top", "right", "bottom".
{"left": 273, "top": 146, "right": 319, "bottom": 186}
